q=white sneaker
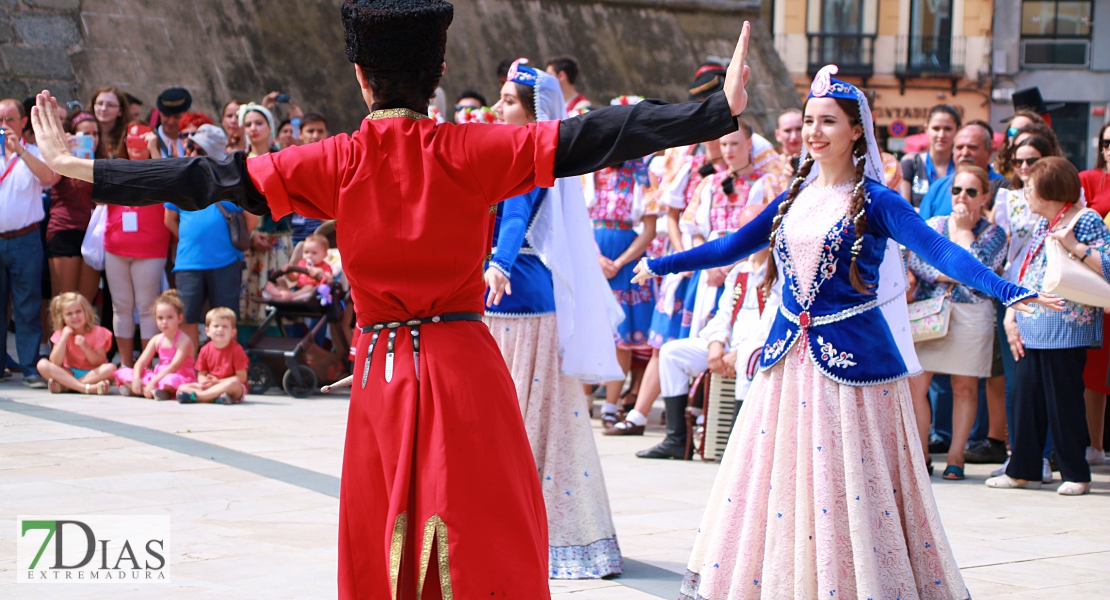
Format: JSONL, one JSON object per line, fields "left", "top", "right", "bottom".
{"left": 991, "top": 458, "right": 1009, "bottom": 478}
{"left": 1057, "top": 481, "right": 1091, "bottom": 496}
{"left": 1042, "top": 458, "right": 1054, "bottom": 484}
{"left": 1086, "top": 446, "right": 1106, "bottom": 466}
{"left": 985, "top": 474, "right": 1042, "bottom": 489}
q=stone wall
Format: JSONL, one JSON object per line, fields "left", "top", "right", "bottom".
{"left": 0, "top": 0, "right": 798, "bottom": 136}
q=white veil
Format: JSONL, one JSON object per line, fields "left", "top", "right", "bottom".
{"left": 525, "top": 69, "right": 626, "bottom": 382}
{"left": 794, "top": 65, "right": 920, "bottom": 373}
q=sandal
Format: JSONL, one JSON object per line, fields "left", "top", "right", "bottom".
{"left": 926, "top": 457, "right": 934, "bottom": 477}
{"left": 47, "top": 379, "right": 65, "bottom": 394}
{"left": 942, "top": 465, "right": 965, "bottom": 480}
{"left": 214, "top": 393, "right": 237, "bottom": 405}
{"left": 177, "top": 391, "right": 198, "bottom": 404}
{"left": 602, "top": 421, "right": 645, "bottom": 436}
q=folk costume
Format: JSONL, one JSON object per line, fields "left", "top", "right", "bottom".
{"left": 86, "top": 0, "right": 741, "bottom": 595}
{"left": 644, "top": 66, "right": 1037, "bottom": 600}
{"left": 484, "top": 61, "right": 625, "bottom": 579}
{"left": 586, "top": 95, "right": 658, "bottom": 349}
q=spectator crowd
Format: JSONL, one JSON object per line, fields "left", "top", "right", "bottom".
{"left": 2, "top": 56, "right": 1108, "bottom": 495}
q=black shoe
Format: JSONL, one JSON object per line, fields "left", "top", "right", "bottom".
{"left": 928, "top": 434, "right": 950, "bottom": 454}
{"left": 636, "top": 440, "right": 686, "bottom": 459}
{"left": 636, "top": 395, "right": 688, "bottom": 460}
{"left": 964, "top": 438, "right": 1008, "bottom": 464}
{"left": 22, "top": 374, "right": 47, "bottom": 389}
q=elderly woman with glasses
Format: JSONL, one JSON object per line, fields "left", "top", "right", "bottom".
{"left": 908, "top": 165, "right": 1008, "bottom": 480}
{"left": 991, "top": 157, "right": 1110, "bottom": 496}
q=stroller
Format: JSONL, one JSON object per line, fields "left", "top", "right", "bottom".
{"left": 244, "top": 262, "right": 350, "bottom": 398}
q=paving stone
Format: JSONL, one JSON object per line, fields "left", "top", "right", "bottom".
{"left": 0, "top": 13, "right": 12, "bottom": 44}
{"left": 0, "top": 367, "right": 1108, "bottom": 599}
{"left": 11, "top": 12, "right": 80, "bottom": 46}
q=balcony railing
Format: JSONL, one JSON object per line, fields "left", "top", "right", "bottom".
{"left": 807, "top": 34, "right": 877, "bottom": 78}
{"left": 896, "top": 35, "right": 966, "bottom": 76}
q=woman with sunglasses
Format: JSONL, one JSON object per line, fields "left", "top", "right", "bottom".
{"left": 993, "top": 110, "right": 1046, "bottom": 179}
{"left": 908, "top": 166, "right": 1007, "bottom": 480}
{"left": 988, "top": 135, "right": 1062, "bottom": 481}
{"left": 1076, "top": 121, "right": 1110, "bottom": 467}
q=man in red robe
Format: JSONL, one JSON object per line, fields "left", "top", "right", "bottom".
{"left": 30, "top": 1, "right": 755, "bottom": 596}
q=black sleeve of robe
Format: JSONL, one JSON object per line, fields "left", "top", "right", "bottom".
{"left": 91, "top": 152, "right": 270, "bottom": 215}
{"left": 90, "top": 90, "right": 737, "bottom": 213}
{"left": 552, "top": 91, "right": 739, "bottom": 177}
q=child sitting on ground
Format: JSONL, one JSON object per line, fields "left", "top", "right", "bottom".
{"left": 36, "top": 292, "right": 117, "bottom": 395}
{"left": 263, "top": 234, "right": 333, "bottom": 301}
{"left": 115, "top": 290, "right": 197, "bottom": 400}
{"left": 176, "top": 307, "right": 249, "bottom": 404}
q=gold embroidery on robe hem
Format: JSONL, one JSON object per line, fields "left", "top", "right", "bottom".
{"left": 389, "top": 512, "right": 407, "bottom": 600}
{"left": 416, "top": 515, "right": 454, "bottom": 600}
{"left": 367, "top": 108, "right": 431, "bottom": 121}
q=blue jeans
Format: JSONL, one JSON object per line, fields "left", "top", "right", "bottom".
{"left": 175, "top": 261, "right": 243, "bottom": 324}
{"left": 0, "top": 229, "right": 44, "bottom": 376}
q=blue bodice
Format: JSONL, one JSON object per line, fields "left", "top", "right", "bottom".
{"left": 486, "top": 188, "right": 557, "bottom": 316}
{"left": 648, "top": 179, "right": 1036, "bottom": 386}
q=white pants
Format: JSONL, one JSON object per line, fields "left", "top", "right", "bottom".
{"left": 659, "top": 337, "right": 711, "bottom": 397}
{"left": 104, "top": 252, "right": 166, "bottom": 340}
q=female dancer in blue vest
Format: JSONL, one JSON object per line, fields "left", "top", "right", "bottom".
{"left": 632, "top": 65, "right": 1062, "bottom": 599}
{"left": 484, "top": 60, "right": 625, "bottom": 578}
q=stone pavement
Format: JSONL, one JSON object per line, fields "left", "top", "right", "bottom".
{"left": 0, "top": 374, "right": 1108, "bottom": 599}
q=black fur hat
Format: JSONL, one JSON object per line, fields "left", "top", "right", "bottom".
{"left": 342, "top": 0, "right": 454, "bottom": 74}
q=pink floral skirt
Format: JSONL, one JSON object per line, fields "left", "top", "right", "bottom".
{"left": 681, "top": 353, "right": 969, "bottom": 600}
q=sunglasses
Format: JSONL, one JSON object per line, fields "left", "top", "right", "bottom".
{"left": 178, "top": 131, "right": 194, "bottom": 139}
{"left": 951, "top": 186, "right": 980, "bottom": 198}
{"left": 185, "top": 142, "right": 206, "bottom": 156}
{"left": 1011, "top": 156, "right": 1040, "bottom": 167}
{"left": 1101, "top": 139, "right": 1110, "bottom": 149}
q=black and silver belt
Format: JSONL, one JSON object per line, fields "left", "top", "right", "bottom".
{"left": 359, "top": 312, "right": 483, "bottom": 387}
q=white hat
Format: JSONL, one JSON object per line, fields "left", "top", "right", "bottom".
{"left": 190, "top": 124, "right": 228, "bottom": 160}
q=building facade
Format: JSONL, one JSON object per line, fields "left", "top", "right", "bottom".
{"left": 771, "top": 0, "right": 997, "bottom": 154}
{"left": 991, "top": 0, "right": 1110, "bottom": 169}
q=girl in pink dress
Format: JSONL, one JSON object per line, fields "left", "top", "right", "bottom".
{"left": 634, "top": 65, "right": 1062, "bottom": 599}
{"left": 116, "top": 289, "right": 197, "bottom": 399}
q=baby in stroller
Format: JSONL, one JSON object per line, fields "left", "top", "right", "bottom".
{"left": 263, "top": 234, "right": 333, "bottom": 302}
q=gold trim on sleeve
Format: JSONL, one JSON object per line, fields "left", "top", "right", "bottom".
{"left": 389, "top": 512, "right": 407, "bottom": 600}
{"left": 416, "top": 515, "right": 454, "bottom": 600}
{"left": 367, "top": 108, "right": 431, "bottom": 121}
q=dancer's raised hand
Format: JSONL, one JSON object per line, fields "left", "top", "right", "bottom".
{"left": 723, "top": 21, "right": 751, "bottom": 116}
{"left": 32, "top": 90, "right": 94, "bottom": 182}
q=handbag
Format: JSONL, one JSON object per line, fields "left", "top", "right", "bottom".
{"left": 80, "top": 204, "right": 107, "bottom": 271}
{"left": 215, "top": 202, "right": 251, "bottom": 252}
{"left": 1042, "top": 208, "right": 1110, "bottom": 308}
{"left": 909, "top": 284, "right": 953, "bottom": 342}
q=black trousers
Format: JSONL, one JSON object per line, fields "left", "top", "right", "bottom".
{"left": 1006, "top": 347, "right": 1091, "bottom": 483}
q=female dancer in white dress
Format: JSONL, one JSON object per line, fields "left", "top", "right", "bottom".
{"left": 484, "top": 60, "right": 626, "bottom": 578}
{"left": 633, "top": 65, "right": 1061, "bottom": 599}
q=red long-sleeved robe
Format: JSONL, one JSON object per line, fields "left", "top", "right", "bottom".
{"left": 249, "top": 110, "right": 561, "bottom": 599}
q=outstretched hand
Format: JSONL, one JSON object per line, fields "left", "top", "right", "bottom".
{"left": 32, "top": 91, "right": 94, "bottom": 182}
{"left": 631, "top": 259, "right": 653, "bottom": 285}
{"left": 723, "top": 21, "right": 752, "bottom": 116}
{"left": 1010, "top": 293, "right": 1065, "bottom": 315}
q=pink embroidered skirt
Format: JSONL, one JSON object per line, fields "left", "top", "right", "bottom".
{"left": 115, "top": 363, "right": 197, "bottom": 391}
{"left": 680, "top": 352, "right": 969, "bottom": 599}
{"left": 485, "top": 314, "right": 623, "bottom": 579}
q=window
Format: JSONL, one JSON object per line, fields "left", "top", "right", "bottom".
{"left": 905, "top": 0, "right": 954, "bottom": 73}
{"left": 1021, "top": 0, "right": 1093, "bottom": 67}
{"left": 808, "top": 0, "right": 876, "bottom": 76}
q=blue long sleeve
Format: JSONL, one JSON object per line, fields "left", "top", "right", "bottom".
{"left": 490, "top": 189, "right": 544, "bottom": 277}
{"left": 647, "top": 195, "right": 781, "bottom": 274}
{"left": 869, "top": 185, "right": 1034, "bottom": 306}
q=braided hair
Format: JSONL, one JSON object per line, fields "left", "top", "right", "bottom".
{"left": 760, "top": 97, "right": 875, "bottom": 295}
